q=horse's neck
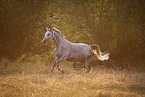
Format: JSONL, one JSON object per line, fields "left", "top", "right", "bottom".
{"left": 53, "top": 32, "right": 64, "bottom": 48}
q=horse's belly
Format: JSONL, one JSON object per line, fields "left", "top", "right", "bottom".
{"left": 66, "top": 44, "right": 93, "bottom": 62}
{"left": 66, "top": 56, "right": 85, "bottom": 62}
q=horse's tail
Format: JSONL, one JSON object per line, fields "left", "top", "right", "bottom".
{"left": 90, "top": 44, "right": 110, "bottom": 61}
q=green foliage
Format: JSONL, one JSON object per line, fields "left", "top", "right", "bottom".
{"left": 0, "top": 0, "right": 144, "bottom": 66}
{"left": 0, "top": 0, "right": 51, "bottom": 60}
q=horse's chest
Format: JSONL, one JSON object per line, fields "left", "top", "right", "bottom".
{"left": 55, "top": 51, "right": 61, "bottom": 58}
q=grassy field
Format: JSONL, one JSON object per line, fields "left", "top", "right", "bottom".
{"left": 0, "top": 58, "right": 145, "bottom": 97}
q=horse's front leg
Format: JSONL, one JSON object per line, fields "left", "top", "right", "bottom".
{"left": 57, "top": 63, "right": 64, "bottom": 74}
{"left": 49, "top": 62, "right": 64, "bottom": 75}
{"left": 49, "top": 57, "right": 59, "bottom": 75}
{"left": 49, "top": 61, "right": 56, "bottom": 76}
{"left": 56, "top": 55, "right": 68, "bottom": 74}
{"left": 49, "top": 56, "right": 67, "bottom": 75}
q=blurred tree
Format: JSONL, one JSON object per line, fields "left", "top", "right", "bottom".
{"left": 0, "top": 0, "right": 53, "bottom": 60}
{"left": 0, "top": 0, "right": 144, "bottom": 67}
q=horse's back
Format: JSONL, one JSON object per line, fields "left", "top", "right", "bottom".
{"left": 71, "top": 43, "right": 92, "bottom": 50}
{"left": 67, "top": 43, "right": 93, "bottom": 61}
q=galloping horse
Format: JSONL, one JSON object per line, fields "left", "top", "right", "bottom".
{"left": 42, "top": 27, "right": 109, "bottom": 75}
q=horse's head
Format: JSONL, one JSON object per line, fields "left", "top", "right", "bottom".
{"left": 42, "top": 27, "right": 53, "bottom": 44}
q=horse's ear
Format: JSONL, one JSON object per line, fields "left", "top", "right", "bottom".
{"left": 46, "top": 27, "right": 49, "bottom": 31}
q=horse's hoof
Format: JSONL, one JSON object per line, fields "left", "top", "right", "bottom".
{"left": 49, "top": 72, "right": 53, "bottom": 76}
{"left": 61, "top": 70, "right": 64, "bottom": 74}
{"left": 85, "top": 70, "right": 89, "bottom": 74}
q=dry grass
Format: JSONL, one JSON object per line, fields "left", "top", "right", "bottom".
{"left": 0, "top": 58, "right": 145, "bottom": 97}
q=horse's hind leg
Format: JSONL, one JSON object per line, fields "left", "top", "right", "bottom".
{"left": 84, "top": 57, "right": 91, "bottom": 73}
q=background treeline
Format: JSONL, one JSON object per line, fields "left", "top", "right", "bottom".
{"left": 0, "top": 0, "right": 144, "bottom": 67}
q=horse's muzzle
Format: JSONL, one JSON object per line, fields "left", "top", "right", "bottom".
{"left": 42, "top": 38, "right": 47, "bottom": 44}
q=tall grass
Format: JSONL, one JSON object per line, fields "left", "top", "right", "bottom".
{"left": 0, "top": 57, "right": 145, "bottom": 97}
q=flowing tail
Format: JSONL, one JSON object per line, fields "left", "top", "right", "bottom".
{"left": 90, "top": 44, "right": 110, "bottom": 61}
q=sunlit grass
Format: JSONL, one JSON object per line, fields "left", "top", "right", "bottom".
{"left": 0, "top": 58, "right": 145, "bottom": 97}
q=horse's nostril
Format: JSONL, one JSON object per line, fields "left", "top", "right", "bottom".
{"left": 42, "top": 39, "right": 47, "bottom": 44}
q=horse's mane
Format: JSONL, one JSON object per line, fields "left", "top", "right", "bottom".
{"left": 52, "top": 27, "right": 63, "bottom": 38}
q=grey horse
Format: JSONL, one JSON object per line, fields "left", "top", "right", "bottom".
{"left": 42, "top": 27, "right": 109, "bottom": 75}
